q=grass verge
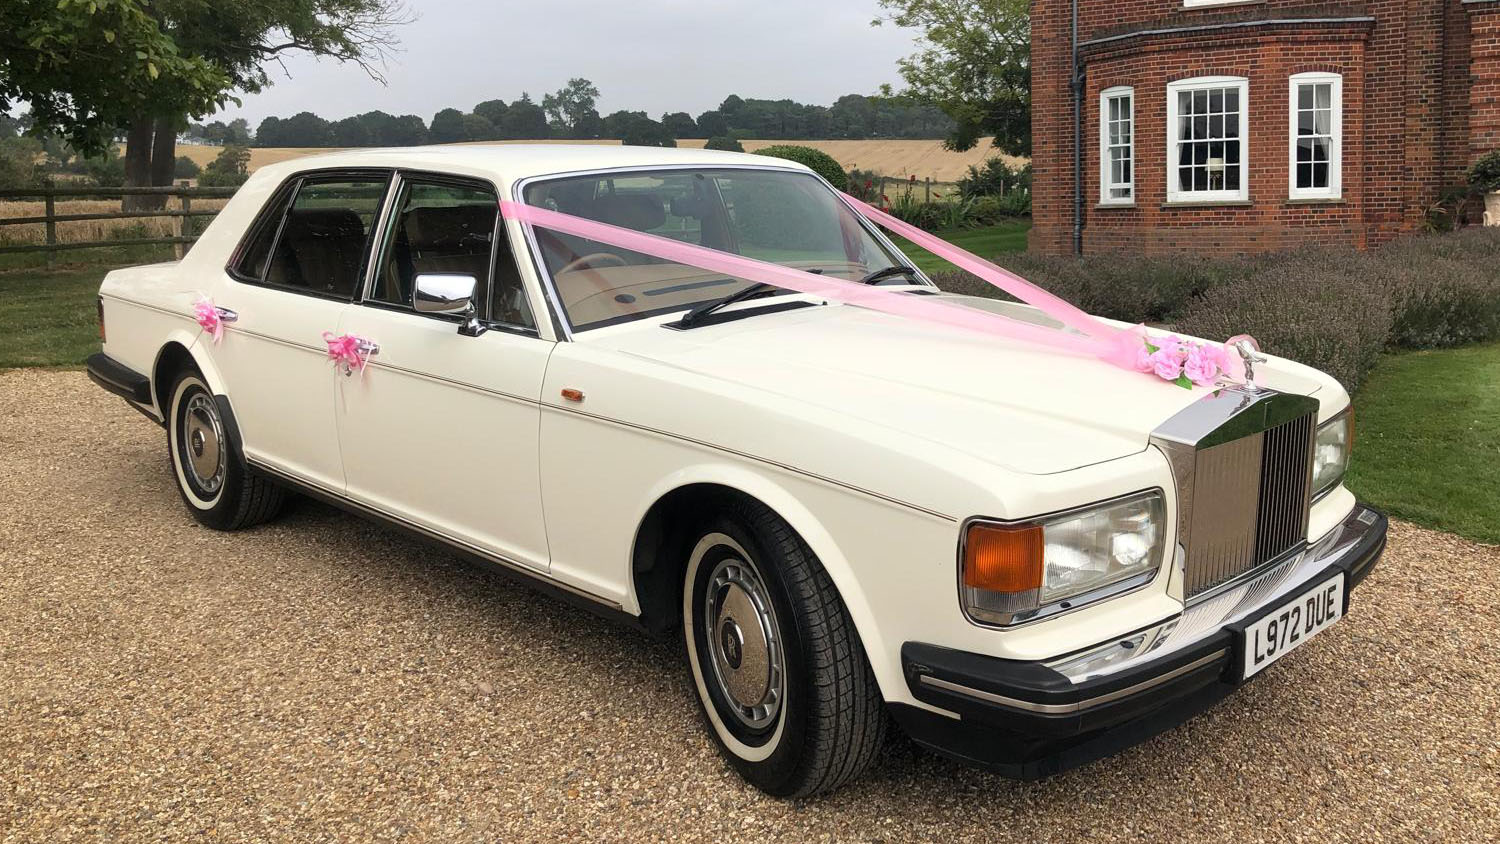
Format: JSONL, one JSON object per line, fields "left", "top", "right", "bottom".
{"left": 0, "top": 265, "right": 111, "bottom": 368}
{"left": 1347, "top": 342, "right": 1500, "bottom": 545}
{"left": 888, "top": 220, "right": 1030, "bottom": 275}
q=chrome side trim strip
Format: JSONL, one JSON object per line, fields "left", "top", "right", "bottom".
{"left": 918, "top": 649, "right": 1229, "bottom": 715}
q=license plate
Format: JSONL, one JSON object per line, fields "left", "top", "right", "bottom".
{"left": 1240, "top": 573, "right": 1345, "bottom": 680}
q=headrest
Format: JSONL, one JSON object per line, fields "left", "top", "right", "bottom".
{"left": 404, "top": 205, "right": 495, "bottom": 248}
{"left": 586, "top": 193, "right": 666, "bottom": 231}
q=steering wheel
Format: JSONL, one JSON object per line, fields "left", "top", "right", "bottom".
{"left": 559, "top": 252, "right": 628, "bottom": 274}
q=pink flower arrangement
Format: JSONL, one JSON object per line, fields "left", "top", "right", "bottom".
{"left": 192, "top": 297, "right": 223, "bottom": 344}
{"left": 1133, "top": 333, "right": 1230, "bottom": 389}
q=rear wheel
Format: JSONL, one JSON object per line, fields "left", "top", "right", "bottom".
{"left": 681, "top": 499, "right": 885, "bottom": 796}
{"left": 166, "top": 370, "right": 285, "bottom": 530}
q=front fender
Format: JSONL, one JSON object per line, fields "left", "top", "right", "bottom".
{"left": 632, "top": 462, "right": 902, "bottom": 701}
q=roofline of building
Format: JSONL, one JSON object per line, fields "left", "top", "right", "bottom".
{"left": 1079, "top": 16, "right": 1376, "bottom": 48}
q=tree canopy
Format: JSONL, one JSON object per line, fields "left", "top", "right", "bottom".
{"left": 874, "top": 0, "right": 1030, "bottom": 155}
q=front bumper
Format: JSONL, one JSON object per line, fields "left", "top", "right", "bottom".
{"left": 893, "top": 502, "right": 1387, "bottom": 779}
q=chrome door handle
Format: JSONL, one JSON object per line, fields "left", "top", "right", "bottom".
{"left": 356, "top": 339, "right": 380, "bottom": 356}
{"left": 214, "top": 307, "right": 238, "bottom": 323}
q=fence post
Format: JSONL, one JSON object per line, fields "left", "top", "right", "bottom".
{"left": 174, "top": 181, "right": 190, "bottom": 260}
{"left": 43, "top": 179, "right": 56, "bottom": 268}
{"left": 924, "top": 177, "right": 931, "bottom": 202}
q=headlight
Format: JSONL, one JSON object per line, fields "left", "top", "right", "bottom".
{"left": 1312, "top": 409, "right": 1353, "bottom": 498}
{"left": 960, "top": 490, "right": 1166, "bottom": 625}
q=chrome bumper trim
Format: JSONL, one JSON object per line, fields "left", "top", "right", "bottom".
{"left": 1045, "top": 503, "right": 1381, "bottom": 685}
{"left": 918, "top": 648, "right": 1230, "bottom": 715}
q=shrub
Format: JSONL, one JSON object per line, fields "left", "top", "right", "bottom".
{"left": 1176, "top": 249, "right": 1392, "bottom": 391}
{"left": 0, "top": 136, "right": 42, "bottom": 189}
{"left": 1467, "top": 150, "right": 1500, "bottom": 193}
{"left": 957, "top": 158, "right": 1030, "bottom": 198}
{"left": 81, "top": 150, "right": 126, "bottom": 187}
{"left": 704, "top": 136, "right": 744, "bottom": 152}
{"left": 754, "top": 144, "right": 847, "bottom": 189}
{"left": 1378, "top": 230, "right": 1500, "bottom": 348}
{"left": 174, "top": 155, "right": 202, "bottom": 180}
{"left": 620, "top": 116, "right": 676, "bottom": 148}
{"left": 199, "top": 145, "right": 251, "bottom": 187}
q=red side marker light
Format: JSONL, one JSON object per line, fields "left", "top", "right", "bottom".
{"left": 561, "top": 388, "right": 584, "bottom": 402}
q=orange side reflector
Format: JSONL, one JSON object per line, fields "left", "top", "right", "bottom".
{"left": 560, "top": 388, "right": 584, "bottom": 402}
{"left": 963, "top": 523, "right": 1044, "bottom": 594}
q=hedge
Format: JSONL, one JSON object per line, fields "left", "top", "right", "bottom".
{"left": 927, "top": 227, "right": 1500, "bottom": 392}
{"left": 753, "top": 145, "right": 847, "bottom": 189}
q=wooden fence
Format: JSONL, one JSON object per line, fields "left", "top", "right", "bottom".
{"left": 0, "top": 181, "right": 238, "bottom": 263}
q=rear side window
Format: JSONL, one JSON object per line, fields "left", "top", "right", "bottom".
{"left": 229, "top": 172, "right": 391, "bottom": 300}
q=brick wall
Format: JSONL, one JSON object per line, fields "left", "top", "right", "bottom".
{"left": 1031, "top": 0, "right": 1493, "bottom": 255}
{"left": 1471, "top": 3, "right": 1500, "bottom": 161}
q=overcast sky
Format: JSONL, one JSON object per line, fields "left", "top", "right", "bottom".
{"left": 210, "top": 0, "right": 922, "bottom": 127}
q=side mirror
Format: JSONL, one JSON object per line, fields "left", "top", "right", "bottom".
{"left": 413, "top": 273, "right": 477, "bottom": 315}
{"left": 413, "top": 273, "right": 487, "bottom": 336}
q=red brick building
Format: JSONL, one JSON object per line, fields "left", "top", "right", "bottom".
{"left": 1030, "top": 0, "right": 1500, "bottom": 255}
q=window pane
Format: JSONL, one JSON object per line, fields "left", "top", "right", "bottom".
{"left": 1315, "top": 84, "right": 1331, "bottom": 111}
{"left": 1225, "top": 165, "right": 1240, "bottom": 191}
{"left": 1312, "top": 162, "right": 1329, "bottom": 187}
{"left": 1314, "top": 110, "right": 1331, "bottom": 136}
{"left": 1193, "top": 90, "right": 1208, "bottom": 112}
{"left": 1209, "top": 89, "right": 1223, "bottom": 112}
{"left": 1226, "top": 114, "right": 1239, "bottom": 138}
{"left": 232, "top": 185, "right": 294, "bottom": 281}
{"left": 1299, "top": 86, "right": 1314, "bottom": 110}
{"left": 1225, "top": 89, "right": 1239, "bottom": 112}
{"left": 1225, "top": 140, "right": 1241, "bottom": 165}
{"left": 265, "top": 177, "right": 388, "bottom": 299}
{"left": 372, "top": 180, "right": 501, "bottom": 316}
{"left": 1298, "top": 110, "right": 1314, "bottom": 136}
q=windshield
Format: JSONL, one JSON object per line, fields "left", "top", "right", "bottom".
{"left": 521, "top": 167, "right": 911, "bottom": 331}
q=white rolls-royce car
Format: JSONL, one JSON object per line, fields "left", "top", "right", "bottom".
{"left": 87, "top": 145, "right": 1384, "bottom": 797}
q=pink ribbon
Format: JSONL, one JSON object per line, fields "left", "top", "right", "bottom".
{"left": 193, "top": 297, "right": 224, "bottom": 345}
{"left": 499, "top": 196, "right": 1253, "bottom": 389}
{"left": 323, "top": 331, "right": 370, "bottom": 372}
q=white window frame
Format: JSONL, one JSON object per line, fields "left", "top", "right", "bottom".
{"left": 1287, "top": 72, "right": 1343, "bottom": 200}
{"left": 1183, "top": 0, "right": 1263, "bottom": 8}
{"left": 1100, "top": 86, "right": 1135, "bottom": 205}
{"left": 1165, "top": 75, "right": 1250, "bottom": 203}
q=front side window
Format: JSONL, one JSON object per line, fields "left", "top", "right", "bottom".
{"left": 230, "top": 172, "right": 390, "bottom": 300}
{"left": 521, "top": 168, "right": 908, "bottom": 331}
{"left": 1289, "top": 73, "right": 1342, "bottom": 199}
{"left": 371, "top": 178, "right": 534, "bottom": 328}
{"left": 1100, "top": 86, "right": 1134, "bottom": 204}
{"left": 1166, "top": 76, "right": 1249, "bottom": 202}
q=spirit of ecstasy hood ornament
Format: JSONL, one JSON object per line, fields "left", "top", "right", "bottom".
{"left": 1233, "top": 338, "right": 1268, "bottom": 393}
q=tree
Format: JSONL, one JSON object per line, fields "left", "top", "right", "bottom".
{"left": 225, "top": 118, "right": 252, "bottom": 145}
{"left": 430, "top": 108, "right": 468, "bottom": 144}
{"left": 661, "top": 112, "right": 698, "bottom": 139}
{"left": 695, "top": 110, "right": 728, "bottom": 138}
{"left": 501, "top": 95, "right": 548, "bottom": 139}
{"left": 461, "top": 112, "right": 497, "bottom": 141}
{"left": 541, "top": 78, "right": 600, "bottom": 138}
{"left": 0, "top": 136, "right": 42, "bottom": 189}
{"left": 1, "top": 0, "right": 410, "bottom": 209}
{"left": 198, "top": 144, "right": 251, "bottom": 187}
{"left": 620, "top": 115, "right": 675, "bottom": 148}
{"left": 473, "top": 99, "right": 509, "bottom": 132}
{"left": 174, "top": 155, "right": 202, "bottom": 179}
{"left": 330, "top": 116, "right": 371, "bottom": 147}
{"left": 873, "top": 0, "right": 1030, "bottom": 155}
{"left": 277, "top": 111, "right": 334, "bottom": 146}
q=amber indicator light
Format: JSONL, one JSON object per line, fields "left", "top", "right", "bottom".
{"left": 963, "top": 522, "right": 1044, "bottom": 593}
{"left": 561, "top": 388, "right": 584, "bottom": 402}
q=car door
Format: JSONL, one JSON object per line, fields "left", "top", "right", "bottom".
{"left": 334, "top": 172, "right": 553, "bottom": 570}
{"left": 212, "top": 170, "right": 393, "bottom": 492}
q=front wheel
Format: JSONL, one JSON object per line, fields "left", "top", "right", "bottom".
{"left": 682, "top": 500, "right": 885, "bottom": 796}
{"left": 166, "top": 370, "right": 285, "bottom": 530}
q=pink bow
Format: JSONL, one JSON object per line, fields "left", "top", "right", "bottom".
{"left": 193, "top": 297, "right": 224, "bottom": 344}
{"left": 323, "top": 331, "right": 370, "bottom": 372}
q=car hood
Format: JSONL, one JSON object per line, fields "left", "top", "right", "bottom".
{"left": 586, "top": 295, "right": 1325, "bottom": 475}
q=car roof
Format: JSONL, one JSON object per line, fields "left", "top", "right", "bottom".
{"left": 251, "top": 143, "right": 814, "bottom": 186}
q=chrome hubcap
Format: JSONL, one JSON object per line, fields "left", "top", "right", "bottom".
{"left": 704, "top": 557, "right": 783, "bottom": 730}
{"left": 181, "top": 393, "right": 224, "bottom": 494}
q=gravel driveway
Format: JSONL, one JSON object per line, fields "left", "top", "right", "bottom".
{"left": 2, "top": 368, "right": 1496, "bottom": 842}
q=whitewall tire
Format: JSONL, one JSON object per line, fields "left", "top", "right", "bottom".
{"left": 681, "top": 498, "right": 885, "bottom": 796}
{"left": 166, "top": 370, "right": 285, "bottom": 531}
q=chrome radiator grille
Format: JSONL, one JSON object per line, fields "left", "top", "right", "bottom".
{"left": 1152, "top": 390, "right": 1319, "bottom": 602}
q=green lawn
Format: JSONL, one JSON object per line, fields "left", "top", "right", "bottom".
{"left": 888, "top": 220, "right": 1031, "bottom": 275}
{"left": 0, "top": 265, "right": 108, "bottom": 368}
{"left": 1346, "top": 342, "right": 1500, "bottom": 545}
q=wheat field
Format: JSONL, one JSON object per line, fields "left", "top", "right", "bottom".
{"left": 0, "top": 198, "right": 230, "bottom": 245}
{"left": 171, "top": 138, "right": 1025, "bottom": 183}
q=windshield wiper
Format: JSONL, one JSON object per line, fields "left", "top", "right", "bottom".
{"left": 676, "top": 268, "right": 828, "bottom": 329}
{"left": 859, "top": 265, "right": 922, "bottom": 285}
